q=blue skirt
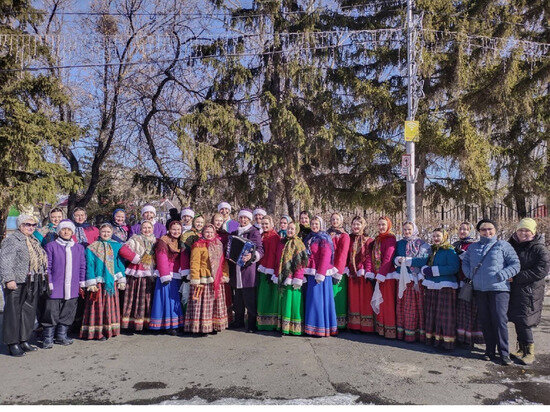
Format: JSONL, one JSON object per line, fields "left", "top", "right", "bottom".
{"left": 304, "top": 275, "right": 338, "bottom": 337}
{"left": 149, "top": 278, "right": 184, "bottom": 330}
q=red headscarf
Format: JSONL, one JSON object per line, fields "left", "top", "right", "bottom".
{"left": 377, "top": 216, "right": 393, "bottom": 238}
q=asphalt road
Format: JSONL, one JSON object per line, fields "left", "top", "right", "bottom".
{"left": 0, "top": 299, "right": 548, "bottom": 405}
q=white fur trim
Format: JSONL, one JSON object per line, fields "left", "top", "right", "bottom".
{"left": 49, "top": 282, "right": 54, "bottom": 292}
{"left": 432, "top": 266, "right": 440, "bottom": 277}
{"left": 238, "top": 210, "right": 253, "bottom": 221}
{"left": 217, "top": 202, "right": 231, "bottom": 212}
{"left": 326, "top": 267, "right": 339, "bottom": 277}
{"left": 189, "top": 278, "right": 200, "bottom": 285}
{"left": 180, "top": 208, "right": 195, "bottom": 219}
{"left": 200, "top": 277, "right": 215, "bottom": 284}
{"left": 179, "top": 269, "right": 190, "bottom": 278}
{"left": 393, "top": 257, "right": 401, "bottom": 267}
{"left": 159, "top": 275, "right": 173, "bottom": 283}
{"left": 79, "top": 281, "right": 85, "bottom": 288}
{"left": 365, "top": 272, "right": 375, "bottom": 279}
{"left": 63, "top": 240, "right": 73, "bottom": 299}
{"left": 292, "top": 278, "right": 303, "bottom": 287}
{"left": 332, "top": 271, "right": 343, "bottom": 281}
{"left": 114, "top": 271, "right": 124, "bottom": 281}
{"left": 141, "top": 205, "right": 156, "bottom": 216}
{"left": 422, "top": 279, "right": 458, "bottom": 290}
{"left": 85, "top": 278, "right": 97, "bottom": 287}
{"left": 342, "top": 267, "right": 350, "bottom": 276}
{"left": 356, "top": 269, "right": 365, "bottom": 278}
{"left": 315, "top": 273, "right": 326, "bottom": 282}
{"left": 125, "top": 268, "right": 154, "bottom": 278}
{"left": 283, "top": 277, "right": 292, "bottom": 286}
{"left": 131, "top": 255, "right": 141, "bottom": 264}
{"left": 253, "top": 251, "right": 261, "bottom": 263}
{"left": 385, "top": 271, "right": 401, "bottom": 280}
{"left": 117, "top": 276, "right": 126, "bottom": 284}
{"left": 375, "top": 274, "right": 386, "bottom": 282}
{"left": 222, "top": 276, "right": 230, "bottom": 283}
{"left": 270, "top": 274, "right": 278, "bottom": 284}
{"left": 404, "top": 257, "right": 413, "bottom": 266}
{"left": 57, "top": 220, "right": 76, "bottom": 234}
{"left": 258, "top": 265, "right": 275, "bottom": 275}
{"left": 253, "top": 208, "right": 266, "bottom": 217}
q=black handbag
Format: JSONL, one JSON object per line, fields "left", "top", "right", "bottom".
{"left": 458, "top": 242, "right": 497, "bottom": 302}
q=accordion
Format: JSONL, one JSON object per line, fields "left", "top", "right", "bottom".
{"left": 226, "top": 235, "right": 256, "bottom": 267}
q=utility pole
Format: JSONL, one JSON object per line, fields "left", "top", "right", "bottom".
{"left": 406, "top": 0, "right": 417, "bottom": 222}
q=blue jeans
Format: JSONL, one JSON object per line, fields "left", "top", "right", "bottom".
{"left": 476, "top": 291, "right": 510, "bottom": 357}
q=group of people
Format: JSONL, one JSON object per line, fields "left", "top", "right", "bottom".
{"left": 1, "top": 202, "right": 548, "bottom": 368}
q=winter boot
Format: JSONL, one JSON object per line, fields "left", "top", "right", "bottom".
{"left": 54, "top": 324, "right": 74, "bottom": 345}
{"left": 42, "top": 326, "right": 55, "bottom": 349}
{"left": 20, "top": 341, "right": 38, "bottom": 352}
{"left": 520, "top": 343, "right": 535, "bottom": 365}
{"left": 510, "top": 341, "right": 524, "bottom": 359}
{"left": 8, "top": 344, "right": 25, "bottom": 357}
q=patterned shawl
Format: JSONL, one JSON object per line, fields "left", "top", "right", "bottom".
{"left": 25, "top": 234, "right": 48, "bottom": 274}
{"left": 373, "top": 216, "right": 394, "bottom": 272}
{"left": 180, "top": 228, "right": 200, "bottom": 252}
{"left": 427, "top": 229, "right": 453, "bottom": 266}
{"left": 349, "top": 233, "right": 370, "bottom": 276}
{"left": 278, "top": 235, "right": 309, "bottom": 289}
{"left": 159, "top": 234, "right": 181, "bottom": 255}
{"left": 125, "top": 234, "right": 156, "bottom": 268}
{"left": 88, "top": 239, "right": 116, "bottom": 295}
{"left": 304, "top": 230, "right": 335, "bottom": 264}
{"left": 74, "top": 221, "right": 91, "bottom": 245}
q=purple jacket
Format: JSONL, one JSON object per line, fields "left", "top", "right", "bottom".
{"left": 45, "top": 239, "right": 86, "bottom": 300}
{"left": 129, "top": 221, "right": 167, "bottom": 239}
{"left": 228, "top": 225, "right": 264, "bottom": 289}
{"left": 224, "top": 219, "right": 239, "bottom": 234}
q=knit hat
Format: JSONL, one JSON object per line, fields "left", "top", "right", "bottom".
{"left": 253, "top": 208, "right": 267, "bottom": 217}
{"left": 238, "top": 209, "right": 253, "bottom": 221}
{"left": 16, "top": 214, "right": 38, "bottom": 228}
{"left": 217, "top": 202, "right": 231, "bottom": 212}
{"left": 141, "top": 205, "right": 156, "bottom": 216}
{"left": 517, "top": 218, "right": 536, "bottom": 235}
{"left": 180, "top": 207, "right": 195, "bottom": 219}
{"left": 476, "top": 218, "right": 497, "bottom": 231}
{"left": 56, "top": 219, "right": 76, "bottom": 234}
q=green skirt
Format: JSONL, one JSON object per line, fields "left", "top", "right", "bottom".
{"left": 278, "top": 284, "right": 304, "bottom": 335}
{"left": 257, "top": 272, "right": 280, "bottom": 330}
{"left": 333, "top": 275, "right": 348, "bottom": 329}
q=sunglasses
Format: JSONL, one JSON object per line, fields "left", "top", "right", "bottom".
{"left": 23, "top": 223, "right": 38, "bottom": 227}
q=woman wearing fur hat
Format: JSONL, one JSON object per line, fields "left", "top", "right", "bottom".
{"left": 80, "top": 223, "right": 126, "bottom": 340}
{"left": 42, "top": 220, "right": 86, "bottom": 348}
{"left": 129, "top": 205, "right": 167, "bottom": 239}
{"left": 508, "top": 218, "right": 550, "bottom": 365}
{"left": 119, "top": 220, "right": 157, "bottom": 331}
{"left": 0, "top": 215, "right": 48, "bottom": 356}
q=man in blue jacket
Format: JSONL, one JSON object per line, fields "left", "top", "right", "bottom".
{"left": 462, "top": 218, "right": 520, "bottom": 365}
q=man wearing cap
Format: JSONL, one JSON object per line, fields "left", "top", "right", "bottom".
{"left": 180, "top": 207, "right": 195, "bottom": 232}
{"left": 129, "top": 205, "right": 167, "bottom": 239}
{"left": 217, "top": 202, "right": 239, "bottom": 234}
{"left": 42, "top": 220, "right": 87, "bottom": 348}
{"left": 228, "top": 209, "right": 264, "bottom": 332}
{"left": 253, "top": 208, "right": 267, "bottom": 234}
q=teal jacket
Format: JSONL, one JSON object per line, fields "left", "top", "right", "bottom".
{"left": 411, "top": 246, "right": 460, "bottom": 290}
{"left": 85, "top": 239, "right": 126, "bottom": 294}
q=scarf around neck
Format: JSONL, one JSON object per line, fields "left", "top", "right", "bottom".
{"left": 88, "top": 239, "right": 116, "bottom": 295}
{"left": 74, "top": 221, "right": 91, "bottom": 245}
{"left": 25, "top": 233, "right": 47, "bottom": 274}
{"left": 159, "top": 234, "right": 181, "bottom": 255}
{"left": 304, "top": 230, "right": 334, "bottom": 264}
{"left": 278, "top": 235, "right": 309, "bottom": 289}
{"left": 427, "top": 230, "right": 453, "bottom": 266}
{"left": 349, "top": 233, "right": 370, "bottom": 275}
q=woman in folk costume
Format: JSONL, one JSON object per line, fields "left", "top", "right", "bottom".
{"left": 119, "top": 220, "right": 157, "bottom": 332}
{"left": 212, "top": 212, "right": 232, "bottom": 322}
{"left": 327, "top": 212, "right": 351, "bottom": 329}
{"left": 184, "top": 224, "right": 230, "bottom": 335}
{"left": 253, "top": 208, "right": 267, "bottom": 234}
{"left": 298, "top": 211, "right": 312, "bottom": 241}
{"left": 42, "top": 220, "right": 86, "bottom": 348}
{"left": 81, "top": 223, "right": 127, "bottom": 340}
{"left": 256, "top": 215, "right": 281, "bottom": 331}
{"left": 303, "top": 216, "right": 338, "bottom": 337}
{"left": 110, "top": 208, "right": 130, "bottom": 243}
{"left": 393, "top": 221, "right": 430, "bottom": 342}
{"left": 346, "top": 216, "right": 375, "bottom": 333}
{"left": 277, "top": 221, "right": 309, "bottom": 335}
{"left": 179, "top": 208, "right": 201, "bottom": 280}
{"left": 411, "top": 228, "right": 460, "bottom": 349}
{"left": 366, "top": 216, "right": 397, "bottom": 339}
{"left": 72, "top": 207, "right": 99, "bottom": 248}
{"left": 453, "top": 222, "right": 484, "bottom": 348}
{"left": 149, "top": 220, "right": 185, "bottom": 334}
{"left": 129, "top": 205, "right": 167, "bottom": 239}
{"left": 278, "top": 215, "right": 292, "bottom": 238}
{"left": 34, "top": 207, "right": 64, "bottom": 246}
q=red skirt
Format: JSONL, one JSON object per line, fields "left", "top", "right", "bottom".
{"left": 121, "top": 276, "right": 155, "bottom": 331}
{"left": 375, "top": 279, "right": 397, "bottom": 339}
{"left": 425, "top": 287, "right": 456, "bottom": 349}
{"left": 80, "top": 283, "right": 120, "bottom": 340}
{"left": 456, "top": 294, "right": 484, "bottom": 345}
{"left": 396, "top": 281, "right": 425, "bottom": 342}
{"left": 184, "top": 283, "right": 228, "bottom": 333}
{"left": 347, "top": 276, "right": 374, "bottom": 332}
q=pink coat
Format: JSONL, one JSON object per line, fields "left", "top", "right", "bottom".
{"left": 329, "top": 231, "right": 350, "bottom": 281}
{"left": 155, "top": 238, "right": 182, "bottom": 283}
{"left": 305, "top": 241, "right": 337, "bottom": 283}
{"left": 365, "top": 235, "right": 396, "bottom": 281}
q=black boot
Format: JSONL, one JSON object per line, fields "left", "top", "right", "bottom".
{"left": 20, "top": 341, "right": 38, "bottom": 352}
{"left": 8, "top": 344, "right": 25, "bottom": 357}
{"left": 54, "top": 324, "right": 73, "bottom": 345}
{"left": 42, "top": 326, "right": 55, "bottom": 349}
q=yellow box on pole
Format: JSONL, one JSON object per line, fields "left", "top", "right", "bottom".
{"left": 404, "top": 120, "right": 419, "bottom": 142}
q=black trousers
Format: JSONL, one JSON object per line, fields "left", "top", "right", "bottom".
{"left": 514, "top": 322, "right": 534, "bottom": 344}
{"left": 2, "top": 281, "right": 39, "bottom": 345}
{"left": 476, "top": 291, "right": 510, "bottom": 357}
{"left": 40, "top": 298, "right": 78, "bottom": 328}
{"left": 232, "top": 287, "right": 257, "bottom": 329}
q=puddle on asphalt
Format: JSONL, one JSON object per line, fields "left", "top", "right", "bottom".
{"left": 133, "top": 381, "right": 168, "bottom": 390}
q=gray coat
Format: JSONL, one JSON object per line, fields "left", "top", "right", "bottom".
{"left": 0, "top": 230, "right": 43, "bottom": 284}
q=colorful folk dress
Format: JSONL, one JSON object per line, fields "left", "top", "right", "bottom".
{"left": 81, "top": 239, "right": 126, "bottom": 339}
{"left": 256, "top": 229, "right": 281, "bottom": 330}
{"left": 328, "top": 228, "right": 350, "bottom": 329}
{"left": 303, "top": 231, "right": 338, "bottom": 337}
{"left": 346, "top": 234, "right": 374, "bottom": 332}
{"left": 119, "top": 234, "right": 157, "bottom": 331}
{"left": 276, "top": 235, "right": 309, "bottom": 335}
{"left": 184, "top": 237, "right": 229, "bottom": 333}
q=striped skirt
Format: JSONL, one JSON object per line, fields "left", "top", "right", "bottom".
{"left": 456, "top": 292, "right": 484, "bottom": 345}
{"left": 80, "top": 283, "right": 120, "bottom": 340}
{"left": 149, "top": 278, "right": 184, "bottom": 330}
{"left": 184, "top": 283, "right": 228, "bottom": 333}
{"left": 347, "top": 276, "right": 374, "bottom": 332}
{"left": 396, "top": 281, "right": 425, "bottom": 342}
{"left": 424, "top": 287, "right": 456, "bottom": 349}
{"left": 121, "top": 276, "right": 155, "bottom": 331}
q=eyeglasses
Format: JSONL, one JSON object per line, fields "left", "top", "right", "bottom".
{"left": 23, "top": 223, "right": 38, "bottom": 227}
{"left": 479, "top": 227, "right": 494, "bottom": 232}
